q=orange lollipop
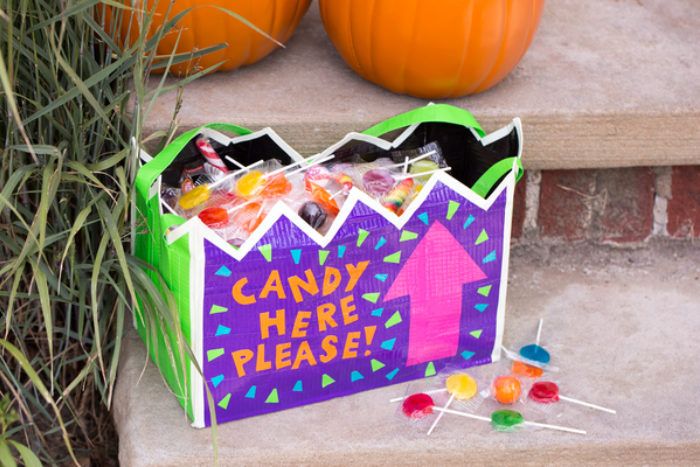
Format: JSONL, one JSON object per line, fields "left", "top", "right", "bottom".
{"left": 233, "top": 201, "right": 265, "bottom": 233}
{"left": 492, "top": 375, "right": 522, "bottom": 404}
{"left": 260, "top": 172, "right": 292, "bottom": 197}
{"left": 308, "top": 182, "right": 339, "bottom": 215}
{"left": 512, "top": 360, "right": 543, "bottom": 378}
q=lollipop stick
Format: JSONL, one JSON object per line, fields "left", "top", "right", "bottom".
{"left": 389, "top": 388, "right": 446, "bottom": 403}
{"left": 427, "top": 393, "right": 454, "bottom": 436}
{"left": 523, "top": 420, "right": 586, "bottom": 435}
{"left": 208, "top": 159, "right": 265, "bottom": 190}
{"left": 329, "top": 189, "right": 344, "bottom": 200}
{"left": 535, "top": 318, "right": 544, "bottom": 346}
{"left": 224, "top": 155, "right": 246, "bottom": 169}
{"left": 431, "top": 406, "right": 491, "bottom": 423}
{"left": 161, "top": 200, "right": 178, "bottom": 215}
{"left": 394, "top": 166, "right": 451, "bottom": 181}
{"left": 268, "top": 153, "right": 335, "bottom": 178}
{"left": 402, "top": 156, "right": 409, "bottom": 174}
{"left": 558, "top": 395, "right": 616, "bottom": 414}
{"left": 383, "top": 150, "right": 437, "bottom": 169}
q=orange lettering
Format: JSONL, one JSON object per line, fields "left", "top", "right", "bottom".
{"left": 342, "top": 332, "right": 361, "bottom": 359}
{"left": 320, "top": 335, "right": 338, "bottom": 363}
{"left": 260, "top": 270, "right": 286, "bottom": 300}
{"left": 260, "top": 309, "right": 285, "bottom": 339}
{"left": 288, "top": 269, "right": 320, "bottom": 303}
{"left": 291, "top": 310, "right": 312, "bottom": 338}
{"left": 232, "top": 277, "right": 256, "bottom": 305}
{"left": 231, "top": 348, "right": 253, "bottom": 377}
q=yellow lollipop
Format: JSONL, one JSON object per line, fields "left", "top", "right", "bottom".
{"left": 427, "top": 373, "right": 478, "bottom": 436}
{"left": 446, "top": 373, "right": 478, "bottom": 400}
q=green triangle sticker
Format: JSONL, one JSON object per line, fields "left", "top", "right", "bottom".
{"left": 383, "top": 251, "right": 401, "bottom": 263}
{"left": 446, "top": 200, "right": 460, "bottom": 220}
{"left": 425, "top": 362, "right": 436, "bottom": 377}
{"left": 362, "top": 292, "right": 380, "bottom": 303}
{"left": 470, "top": 329, "right": 483, "bottom": 339}
{"left": 265, "top": 388, "right": 279, "bottom": 403}
{"left": 385, "top": 311, "right": 402, "bottom": 328}
{"left": 319, "top": 250, "right": 330, "bottom": 266}
{"left": 475, "top": 229, "right": 489, "bottom": 245}
{"left": 399, "top": 230, "right": 418, "bottom": 242}
{"left": 258, "top": 244, "right": 272, "bottom": 262}
{"left": 357, "top": 229, "right": 370, "bottom": 247}
{"left": 217, "top": 393, "right": 231, "bottom": 410}
{"left": 321, "top": 374, "right": 335, "bottom": 388}
{"left": 477, "top": 285, "right": 492, "bottom": 297}
{"left": 207, "top": 348, "right": 224, "bottom": 362}
{"left": 209, "top": 304, "right": 228, "bottom": 314}
{"left": 371, "top": 359, "right": 386, "bottom": 372}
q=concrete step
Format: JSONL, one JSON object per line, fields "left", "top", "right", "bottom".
{"left": 141, "top": 0, "right": 700, "bottom": 170}
{"left": 113, "top": 241, "right": 700, "bottom": 465}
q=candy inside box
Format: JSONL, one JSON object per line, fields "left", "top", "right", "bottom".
{"left": 132, "top": 105, "right": 523, "bottom": 427}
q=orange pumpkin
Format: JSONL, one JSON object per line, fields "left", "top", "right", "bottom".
{"left": 319, "top": 0, "right": 545, "bottom": 98}
{"left": 107, "top": 0, "right": 311, "bottom": 74}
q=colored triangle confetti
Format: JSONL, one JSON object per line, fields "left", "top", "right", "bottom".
{"left": 425, "top": 362, "right": 436, "bottom": 377}
{"left": 400, "top": 230, "right": 418, "bottom": 242}
{"left": 265, "top": 388, "right": 279, "bottom": 403}
{"left": 290, "top": 249, "right": 301, "bottom": 264}
{"left": 446, "top": 201, "right": 460, "bottom": 220}
{"left": 477, "top": 285, "right": 492, "bottom": 296}
{"left": 470, "top": 329, "right": 483, "bottom": 339}
{"left": 207, "top": 348, "right": 224, "bottom": 362}
{"left": 461, "top": 350, "right": 475, "bottom": 361}
{"left": 417, "top": 212, "right": 429, "bottom": 225}
{"left": 371, "top": 359, "right": 386, "bottom": 372}
{"left": 245, "top": 386, "right": 256, "bottom": 398}
{"left": 371, "top": 308, "right": 384, "bottom": 317}
{"left": 374, "top": 273, "right": 388, "bottom": 282}
{"left": 321, "top": 374, "right": 335, "bottom": 388}
{"left": 215, "top": 324, "right": 231, "bottom": 336}
{"left": 386, "top": 368, "right": 399, "bottom": 380}
{"left": 215, "top": 265, "right": 231, "bottom": 277}
{"left": 383, "top": 251, "right": 401, "bottom": 263}
{"left": 351, "top": 371, "right": 364, "bottom": 382}
{"left": 475, "top": 229, "right": 489, "bottom": 245}
{"left": 385, "top": 311, "right": 402, "bottom": 328}
{"left": 483, "top": 251, "right": 497, "bottom": 263}
{"left": 374, "top": 237, "right": 387, "bottom": 250}
{"left": 357, "top": 229, "right": 370, "bottom": 247}
{"left": 293, "top": 380, "right": 303, "bottom": 392}
{"left": 319, "top": 250, "right": 330, "bottom": 266}
{"left": 209, "top": 304, "right": 227, "bottom": 314}
{"left": 362, "top": 292, "right": 380, "bottom": 303}
{"left": 258, "top": 244, "right": 272, "bottom": 262}
{"left": 217, "top": 393, "right": 231, "bottom": 410}
{"left": 338, "top": 245, "right": 346, "bottom": 258}
{"left": 380, "top": 338, "right": 396, "bottom": 350}
{"left": 463, "top": 214, "right": 475, "bottom": 229}
{"left": 474, "top": 303, "right": 489, "bottom": 312}
{"left": 211, "top": 374, "right": 224, "bottom": 388}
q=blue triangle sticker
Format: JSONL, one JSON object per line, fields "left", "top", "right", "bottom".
{"left": 351, "top": 371, "right": 364, "bottom": 382}
{"left": 293, "top": 380, "right": 303, "bottom": 392}
{"left": 215, "top": 324, "right": 231, "bottom": 336}
{"left": 290, "top": 249, "right": 301, "bottom": 265}
{"left": 211, "top": 374, "right": 224, "bottom": 388}
{"left": 215, "top": 266, "right": 231, "bottom": 277}
{"left": 461, "top": 350, "right": 475, "bottom": 361}
{"left": 417, "top": 212, "right": 429, "bottom": 225}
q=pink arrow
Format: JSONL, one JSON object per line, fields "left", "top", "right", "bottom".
{"left": 384, "top": 221, "right": 487, "bottom": 366}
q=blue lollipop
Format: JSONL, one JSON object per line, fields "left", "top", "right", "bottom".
{"left": 518, "top": 318, "right": 550, "bottom": 364}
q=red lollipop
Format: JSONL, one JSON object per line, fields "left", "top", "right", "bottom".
{"left": 528, "top": 381, "right": 616, "bottom": 414}
{"left": 402, "top": 393, "right": 434, "bottom": 419}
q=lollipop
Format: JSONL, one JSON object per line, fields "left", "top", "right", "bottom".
{"left": 381, "top": 178, "right": 414, "bottom": 213}
{"left": 409, "top": 159, "right": 440, "bottom": 183}
{"left": 528, "top": 381, "right": 616, "bottom": 414}
{"left": 178, "top": 159, "right": 264, "bottom": 210}
{"left": 427, "top": 374, "right": 478, "bottom": 435}
{"left": 491, "top": 409, "right": 586, "bottom": 434}
{"left": 196, "top": 137, "right": 229, "bottom": 174}
{"left": 401, "top": 394, "right": 585, "bottom": 435}
{"left": 308, "top": 182, "right": 339, "bottom": 215}
{"left": 492, "top": 375, "right": 521, "bottom": 404}
{"left": 363, "top": 169, "right": 396, "bottom": 198}
{"left": 519, "top": 318, "right": 551, "bottom": 364}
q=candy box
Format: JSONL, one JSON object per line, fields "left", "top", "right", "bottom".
{"left": 132, "top": 104, "right": 523, "bottom": 427}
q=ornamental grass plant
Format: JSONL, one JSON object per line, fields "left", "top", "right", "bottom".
{"left": 0, "top": 1, "right": 259, "bottom": 463}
